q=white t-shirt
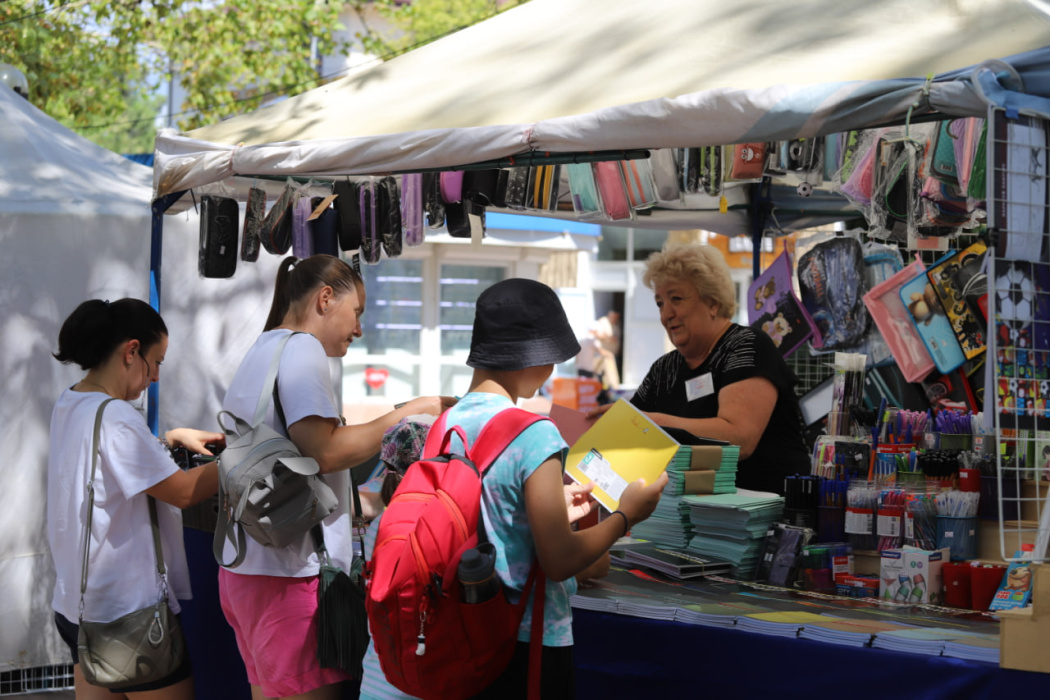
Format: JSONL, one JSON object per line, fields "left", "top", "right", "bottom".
{"left": 220, "top": 330, "right": 352, "bottom": 577}
{"left": 48, "top": 389, "right": 189, "bottom": 623}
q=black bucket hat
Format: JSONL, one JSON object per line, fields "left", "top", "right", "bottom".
{"left": 467, "top": 278, "right": 581, "bottom": 371}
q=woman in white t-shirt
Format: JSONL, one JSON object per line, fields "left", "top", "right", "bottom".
{"left": 49, "top": 298, "right": 224, "bottom": 700}
{"left": 218, "top": 254, "right": 454, "bottom": 700}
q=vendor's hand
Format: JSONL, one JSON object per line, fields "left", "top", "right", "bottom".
{"left": 564, "top": 481, "right": 597, "bottom": 524}
{"left": 165, "top": 428, "right": 225, "bottom": 455}
{"left": 617, "top": 472, "right": 669, "bottom": 528}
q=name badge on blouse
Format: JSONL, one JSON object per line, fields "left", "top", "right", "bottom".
{"left": 685, "top": 373, "right": 714, "bottom": 402}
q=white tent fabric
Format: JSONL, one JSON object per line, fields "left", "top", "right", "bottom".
{"left": 0, "top": 85, "right": 277, "bottom": 671}
{"left": 153, "top": 0, "right": 1050, "bottom": 235}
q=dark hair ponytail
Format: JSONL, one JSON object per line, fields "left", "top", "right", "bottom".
{"left": 264, "top": 254, "right": 363, "bottom": 331}
{"left": 53, "top": 298, "right": 167, "bottom": 370}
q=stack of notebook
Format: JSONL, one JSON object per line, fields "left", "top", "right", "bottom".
{"left": 663, "top": 444, "right": 740, "bottom": 496}
{"left": 628, "top": 495, "right": 694, "bottom": 548}
{"left": 682, "top": 490, "right": 784, "bottom": 580}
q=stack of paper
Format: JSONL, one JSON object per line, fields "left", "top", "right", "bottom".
{"left": 621, "top": 542, "right": 733, "bottom": 579}
{"left": 734, "top": 611, "right": 826, "bottom": 638}
{"left": 682, "top": 490, "right": 784, "bottom": 580}
{"left": 871, "top": 627, "right": 988, "bottom": 656}
{"left": 799, "top": 616, "right": 915, "bottom": 648}
{"left": 628, "top": 495, "right": 694, "bottom": 548}
{"left": 942, "top": 635, "right": 1000, "bottom": 664}
{"left": 675, "top": 601, "right": 770, "bottom": 628}
{"left": 663, "top": 444, "right": 740, "bottom": 496}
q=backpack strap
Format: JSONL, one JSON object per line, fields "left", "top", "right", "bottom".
{"left": 468, "top": 407, "right": 548, "bottom": 476}
{"left": 252, "top": 331, "right": 298, "bottom": 426}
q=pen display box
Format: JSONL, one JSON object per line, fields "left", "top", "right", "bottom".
{"left": 936, "top": 515, "right": 978, "bottom": 560}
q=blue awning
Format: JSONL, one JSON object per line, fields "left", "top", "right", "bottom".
{"left": 486, "top": 211, "right": 601, "bottom": 236}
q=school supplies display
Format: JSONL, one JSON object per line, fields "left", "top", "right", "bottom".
{"left": 754, "top": 522, "right": 813, "bottom": 588}
{"left": 213, "top": 333, "right": 338, "bottom": 568}
{"left": 747, "top": 250, "right": 817, "bottom": 357}
{"left": 899, "top": 266, "right": 966, "bottom": 374}
{"left": 844, "top": 480, "right": 878, "bottom": 551}
{"left": 925, "top": 240, "right": 988, "bottom": 360}
{"left": 564, "top": 399, "right": 680, "bottom": 512}
{"left": 366, "top": 407, "right": 548, "bottom": 700}
{"left": 863, "top": 259, "right": 936, "bottom": 383}
{"left": 797, "top": 235, "right": 871, "bottom": 350}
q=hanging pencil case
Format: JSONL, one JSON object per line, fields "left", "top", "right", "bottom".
{"left": 796, "top": 235, "right": 870, "bottom": 351}
{"left": 259, "top": 180, "right": 298, "bottom": 255}
{"left": 566, "top": 162, "right": 603, "bottom": 220}
{"left": 700, "top": 145, "right": 723, "bottom": 196}
{"left": 928, "top": 120, "right": 959, "bottom": 187}
{"left": 967, "top": 120, "right": 988, "bottom": 203}
{"left": 359, "top": 180, "right": 380, "bottom": 264}
{"left": 592, "top": 160, "right": 634, "bottom": 221}
{"left": 526, "top": 165, "right": 560, "bottom": 210}
{"left": 649, "top": 149, "right": 682, "bottom": 203}
{"left": 401, "top": 173, "right": 425, "bottom": 246}
{"left": 439, "top": 171, "right": 464, "bottom": 204}
{"left": 680, "top": 147, "right": 701, "bottom": 193}
{"left": 501, "top": 167, "right": 530, "bottom": 210}
{"left": 241, "top": 186, "right": 265, "bottom": 262}
{"left": 308, "top": 197, "right": 340, "bottom": 257}
{"left": 898, "top": 264, "right": 966, "bottom": 375}
{"left": 950, "top": 117, "right": 983, "bottom": 193}
{"left": 377, "top": 176, "right": 403, "bottom": 258}
{"left": 727, "top": 142, "right": 767, "bottom": 181}
{"left": 619, "top": 159, "right": 658, "bottom": 210}
{"left": 333, "top": 179, "right": 362, "bottom": 251}
{"left": 422, "top": 172, "right": 445, "bottom": 228}
{"left": 464, "top": 169, "right": 500, "bottom": 208}
{"left": 291, "top": 196, "right": 315, "bottom": 259}
{"left": 199, "top": 195, "right": 239, "bottom": 278}
{"left": 862, "top": 259, "right": 936, "bottom": 383}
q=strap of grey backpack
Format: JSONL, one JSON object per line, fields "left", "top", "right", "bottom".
{"left": 214, "top": 331, "right": 298, "bottom": 569}
{"left": 79, "top": 399, "right": 166, "bottom": 620}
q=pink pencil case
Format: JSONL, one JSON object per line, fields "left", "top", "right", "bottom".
{"left": 862, "top": 259, "right": 935, "bottom": 383}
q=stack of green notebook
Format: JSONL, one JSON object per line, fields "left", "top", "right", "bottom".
{"left": 663, "top": 444, "right": 740, "bottom": 496}
{"left": 629, "top": 495, "right": 694, "bottom": 548}
{"left": 682, "top": 490, "right": 784, "bottom": 580}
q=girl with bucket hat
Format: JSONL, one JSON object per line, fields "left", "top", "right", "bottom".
{"left": 364, "top": 278, "right": 665, "bottom": 699}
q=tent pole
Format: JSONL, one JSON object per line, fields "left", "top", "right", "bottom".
{"left": 147, "top": 191, "right": 187, "bottom": 435}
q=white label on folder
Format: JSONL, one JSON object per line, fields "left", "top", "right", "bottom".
{"left": 575, "top": 449, "right": 629, "bottom": 503}
{"left": 685, "top": 373, "right": 714, "bottom": 401}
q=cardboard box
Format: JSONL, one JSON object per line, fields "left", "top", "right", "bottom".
{"left": 999, "top": 563, "right": 1050, "bottom": 673}
{"left": 879, "top": 547, "right": 949, "bottom": 605}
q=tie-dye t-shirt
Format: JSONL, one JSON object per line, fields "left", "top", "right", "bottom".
{"left": 445, "top": 391, "right": 577, "bottom": 646}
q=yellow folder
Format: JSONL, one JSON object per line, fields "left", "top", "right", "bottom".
{"left": 564, "top": 399, "right": 679, "bottom": 512}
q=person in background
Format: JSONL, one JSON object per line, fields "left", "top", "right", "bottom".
{"left": 391, "top": 278, "right": 663, "bottom": 699}
{"left": 615, "top": 243, "right": 809, "bottom": 495}
{"left": 48, "top": 298, "right": 224, "bottom": 700}
{"left": 594, "top": 309, "right": 622, "bottom": 375}
{"left": 218, "top": 254, "right": 455, "bottom": 700}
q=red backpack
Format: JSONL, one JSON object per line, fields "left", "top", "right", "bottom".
{"left": 366, "top": 407, "right": 547, "bottom": 700}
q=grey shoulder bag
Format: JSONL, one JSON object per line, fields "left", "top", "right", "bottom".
{"left": 77, "top": 398, "right": 186, "bottom": 689}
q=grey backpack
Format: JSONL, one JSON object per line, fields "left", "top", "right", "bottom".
{"left": 213, "top": 332, "right": 338, "bottom": 568}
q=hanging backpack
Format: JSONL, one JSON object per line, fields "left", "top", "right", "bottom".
{"left": 213, "top": 332, "right": 339, "bottom": 567}
{"left": 366, "top": 407, "right": 547, "bottom": 700}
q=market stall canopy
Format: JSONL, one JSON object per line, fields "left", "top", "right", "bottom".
{"left": 153, "top": 0, "right": 1050, "bottom": 234}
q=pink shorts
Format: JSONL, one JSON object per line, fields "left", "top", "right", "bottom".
{"left": 219, "top": 568, "right": 352, "bottom": 697}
